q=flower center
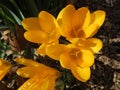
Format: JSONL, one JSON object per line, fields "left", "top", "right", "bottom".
{"left": 69, "top": 49, "right": 81, "bottom": 60}
{"left": 70, "top": 26, "right": 86, "bottom": 38}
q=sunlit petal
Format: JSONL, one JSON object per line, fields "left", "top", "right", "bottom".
{"left": 57, "top": 5, "right": 76, "bottom": 21}
{"left": 45, "top": 76, "right": 57, "bottom": 90}
{"left": 60, "top": 52, "right": 76, "bottom": 69}
{"left": 72, "top": 7, "right": 90, "bottom": 30}
{"left": 57, "top": 5, "right": 76, "bottom": 37}
{"left": 71, "top": 67, "right": 90, "bottom": 82}
{"left": 76, "top": 49, "right": 94, "bottom": 68}
{"left": 18, "top": 75, "right": 57, "bottom": 90}
{"left": 15, "top": 58, "right": 60, "bottom": 74}
{"left": 60, "top": 5, "right": 76, "bottom": 26}
{"left": 89, "top": 10, "right": 106, "bottom": 37}
{"left": 48, "top": 27, "right": 60, "bottom": 43}
{"left": 24, "top": 30, "right": 49, "bottom": 43}
{"left": 0, "top": 60, "right": 11, "bottom": 80}
{"left": 46, "top": 44, "right": 66, "bottom": 60}
{"left": 16, "top": 67, "right": 42, "bottom": 78}
{"left": 70, "top": 38, "right": 103, "bottom": 53}
{"left": 85, "top": 38, "right": 103, "bottom": 53}
{"left": 18, "top": 76, "right": 46, "bottom": 90}
{"left": 83, "top": 24, "right": 98, "bottom": 38}
{"left": 14, "top": 58, "right": 41, "bottom": 67}
{"left": 90, "top": 10, "right": 106, "bottom": 26}
{"left": 38, "top": 11, "right": 56, "bottom": 33}
{"left": 37, "top": 44, "right": 47, "bottom": 56}
{"left": 22, "top": 18, "right": 40, "bottom": 30}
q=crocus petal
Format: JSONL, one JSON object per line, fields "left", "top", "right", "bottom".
{"left": 83, "top": 24, "right": 98, "bottom": 38}
{"left": 24, "top": 30, "right": 49, "bottom": 43}
{"left": 37, "top": 44, "right": 47, "bottom": 56}
{"left": 71, "top": 38, "right": 103, "bottom": 53}
{"left": 14, "top": 58, "right": 41, "bottom": 67}
{"left": 60, "top": 52, "right": 76, "bottom": 69}
{"left": 90, "top": 10, "right": 106, "bottom": 27}
{"left": 0, "top": 71, "right": 7, "bottom": 80}
{"left": 16, "top": 67, "right": 38, "bottom": 78}
{"left": 85, "top": 38, "right": 103, "bottom": 53}
{"left": 76, "top": 48, "right": 94, "bottom": 68}
{"left": 46, "top": 44, "right": 66, "bottom": 60}
{"left": 17, "top": 66, "right": 58, "bottom": 78}
{"left": 57, "top": 4, "right": 76, "bottom": 21}
{"left": 39, "top": 76, "right": 54, "bottom": 90}
{"left": 16, "top": 67, "right": 41, "bottom": 78}
{"left": 89, "top": 10, "right": 106, "bottom": 37}
{"left": 38, "top": 11, "right": 61, "bottom": 42}
{"left": 38, "top": 11, "right": 56, "bottom": 33}
{"left": 60, "top": 5, "right": 76, "bottom": 26}
{"left": 15, "top": 58, "right": 59, "bottom": 74}
{"left": 18, "top": 75, "right": 57, "bottom": 90}
{"left": 18, "top": 76, "right": 47, "bottom": 90}
{"left": 57, "top": 5, "right": 76, "bottom": 37}
{"left": 71, "top": 67, "right": 90, "bottom": 82}
{"left": 45, "top": 76, "right": 57, "bottom": 90}
{"left": 48, "top": 27, "right": 60, "bottom": 43}
{"left": 69, "top": 38, "right": 81, "bottom": 44}
{"left": 22, "top": 18, "right": 41, "bottom": 30}
{"left": 72, "top": 7, "right": 90, "bottom": 31}
{"left": 0, "top": 60, "right": 11, "bottom": 80}
{"left": 40, "top": 75, "right": 59, "bottom": 90}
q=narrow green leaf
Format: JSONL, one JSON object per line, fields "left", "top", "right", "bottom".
{"left": 0, "top": 4, "right": 21, "bottom": 25}
{"left": 0, "top": 25, "right": 8, "bottom": 30}
{"left": 9, "top": 0, "right": 25, "bottom": 20}
{"left": 0, "top": 8, "right": 15, "bottom": 24}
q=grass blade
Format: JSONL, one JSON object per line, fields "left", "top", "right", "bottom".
{"left": 0, "top": 4, "right": 21, "bottom": 25}
{"left": 9, "top": 0, "right": 25, "bottom": 20}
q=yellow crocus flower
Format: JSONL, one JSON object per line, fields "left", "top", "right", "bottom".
{"left": 46, "top": 44, "right": 94, "bottom": 68}
{"left": 0, "top": 59, "right": 11, "bottom": 80}
{"left": 22, "top": 11, "right": 60, "bottom": 56}
{"left": 56, "top": 4, "right": 105, "bottom": 53}
{"left": 57, "top": 4, "right": 106, "bottom": 40}
{"left": 46, "top": 44, "right": 93, "bottom": 82}
{"left": 14, "top": 58, "right": 60, "bottom": 90}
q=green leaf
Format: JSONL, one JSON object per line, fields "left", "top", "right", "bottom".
{"left": 0, "top": 8, "right": 15, "bottom": 24}
{"left": 9, "top": 0, "right": 25, "bottom": 20}
{"left": 0, "top": 25, "right": 8, "bottom": 30}
{"left": 0, "top": 4, "right": 22, "bottom": 25}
